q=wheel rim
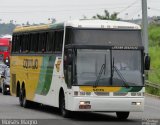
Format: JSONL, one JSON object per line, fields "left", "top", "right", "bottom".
{"left": 19, "top": 89, "right": 23, "bottom": 105}
{"left": 60, "top": 95, "right": 66, "bottom": 116}
{"left": 2, "top": 84, "right": 5, "bottom": 94}
{"left": 22, "top": 89, "right": 26, "bottom": 106}
{"left": 19, "top": 89, "right": 25, "bottom": 106}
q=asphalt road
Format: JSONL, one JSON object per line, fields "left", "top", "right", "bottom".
{"left": 0, "top": 93, "right": 160, "bottom": 125}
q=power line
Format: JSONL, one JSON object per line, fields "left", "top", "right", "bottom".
{"left": 0, "top": 2, "right": 139, "bottom": 8}
{"left": 130, "top": 9, "right": 142, "bottom": 19}
{"left": 117, "top": 0, "right": 140, "bottom": 15}
{"left": 148, "top": 7, "right": 160, "bottom": 12}
{"left": 0, "top": 6, "right": 140, "bottom": 14}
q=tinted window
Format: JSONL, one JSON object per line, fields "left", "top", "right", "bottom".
{"left": 12, "top": 29, "right": 64, "bottom": 54}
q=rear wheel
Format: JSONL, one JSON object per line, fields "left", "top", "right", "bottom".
{"left": 59, "top": 92, "right": 70, "bottom": 118}
{"left": 2, "top": 84, "right": 7, "bottom": 95}
{"left": 19, "top": 88, "right": 23, "bottom": 106}
{"left": 116, "top": 112, "right": 129, "bottom": 120}
{"left": 19, "top": 87, "right": 31, "bottom": 108}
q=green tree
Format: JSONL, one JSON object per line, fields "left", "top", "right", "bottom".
{"left": 93, "top": 10, "right": 119, "bottom": 20}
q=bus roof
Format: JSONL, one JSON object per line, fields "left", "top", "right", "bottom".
{"left": 13, "top": 20, "right": 141, "bottom": 33}
{"left": 13, "top": 23, "right": 64, "bottom": 33}
{"left": 65, "top": 20, "right": 141, "bottom": 29}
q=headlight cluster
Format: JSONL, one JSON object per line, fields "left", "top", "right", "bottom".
{"left": 132, "top": 102, "right": 142, "bottom": 106}
{"left": 79, "top": 101, "right": 91, "bottom": 109}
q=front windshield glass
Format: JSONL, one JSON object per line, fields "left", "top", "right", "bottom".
{"left": 0, "top": 46, "right": 8, "bottom": 51}
{"left": 75, "top": 49, "right": 111, "bottom": 86}
{"left": 112, "top": 50, "right": 143, "bottom": 86}
{"left": 74, "top": 49, "right": 143, "bottom": 86}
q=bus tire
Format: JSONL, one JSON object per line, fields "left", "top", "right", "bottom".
{"left": 19, "top": 88, "right": 23, "bottom": 107}
{"left": 59, "top": 92, "right": 70, "bottom": 118}
{"left": 2, "top": 84, "right": 7, "bottom": 95}
{"left": 19, "top": 87, "right": 30, "bottom": 108}
{"left": 16, "top": 83, "right": 20, "bottom": 97}
{"left": 116, "top": 112, "right": 129, "bottom": 120}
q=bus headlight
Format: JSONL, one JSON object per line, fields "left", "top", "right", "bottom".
{"left": 79, "top": 101, "right": 91, "bottom": 109}
{"left": 5, "top": 59, "right": 8, "bottom": 63}
{"left": 80, "top": 101, "right": 90, "bottom": 105}
{"left": 132, "top": 102, "right": 142, "bottom": 106}
{"left": 136, "top": 102, "right": 141, "bottom": 106}
{"left": 6, "top": 87, "right": 9, "bottom": 91}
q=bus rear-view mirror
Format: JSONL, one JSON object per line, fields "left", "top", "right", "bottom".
{"left": 145, "top": 55, "right": 150, "bottom": 70}
{"left": 64, "top": 50, "right": 73, "bottom": 65}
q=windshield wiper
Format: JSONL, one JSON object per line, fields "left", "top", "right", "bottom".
{"left": 94, "top": 64, "right": 105, "bottom": 87}
{"left": 94, "top": 55, "right": 106, "bottom": 87}
{"left": 112, "top": 58, "right": 129, "bottom": 88}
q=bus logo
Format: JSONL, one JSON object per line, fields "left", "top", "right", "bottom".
{"left": 55, "top": 59, "right": 61, "bottom": 72}
{"left": 23, "top": 59, "right": 38, "bottom": 69}
{"left": 93, "top": 88, "right": 104, "bottom": 92}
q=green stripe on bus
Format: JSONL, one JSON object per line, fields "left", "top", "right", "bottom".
{"left": 36, "top": 55, "right": 56, "bottom": 95}
{"left": 119, "top": 87, "right": 143, "bottom": 92}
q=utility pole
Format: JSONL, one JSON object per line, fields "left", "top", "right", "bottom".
{"left": 142, "top": 0, "right": 148, "bottom": 55}
{"left": 142, "top": 0, "right": 150, "bottom": 79}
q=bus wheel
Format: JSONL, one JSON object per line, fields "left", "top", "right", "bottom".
{"left": 116, "top": 112, "right": 129, "bottom": 120}
{"left": 19, "top": 88, "right": 23, "bottom": 107}
{"left": 2, "top": 84, "right": 7, "bottom": 95}
{"left": 59, "top": 93, "right": 70, "bottom": 118}
{"left": 19, "top": 87, "right": 30, "bottom": 108}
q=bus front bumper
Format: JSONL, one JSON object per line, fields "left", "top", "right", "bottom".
{"left": 66, "top": 97, "right": 144, "bottom": 112}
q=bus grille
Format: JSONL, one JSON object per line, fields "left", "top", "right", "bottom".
{"left": 94, "top": 92, "right": 109, "bottom": 96}
{"left": 113, "top": 92, "right": 128, "bottom": 96}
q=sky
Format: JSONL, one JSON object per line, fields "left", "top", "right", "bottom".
{"left": 0, "top": 0, "right": 159, "bottom": 24}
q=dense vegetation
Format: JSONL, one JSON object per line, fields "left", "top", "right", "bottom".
{"left": 148, "top": 24, "right": 160, "bottom": 84}
{"left": 0, "top": 23, "right": 16, "bottom": 36}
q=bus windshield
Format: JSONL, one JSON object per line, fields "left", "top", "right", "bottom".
{"left": 112, "top": 50, "right": 143, "bottom": 86}
{"left": 75, "top": 49, "right": 111, "bottom": 86}
{"left": 66, "top": 28, "right": 142, "bottom": 47}
{"left": 0, "top": 46, "right": 8, "bottom": 52}
{"left": 74, "top": 49, "right": 143, "bottom": 87}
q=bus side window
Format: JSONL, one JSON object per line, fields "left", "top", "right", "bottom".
{"left": 24, "top": 34, "right": 29, "bottom": 53}
{"left": 38, "top": 32, "right": 47, "bottom": 53}
{"left": 46, "top": 31, "right": 55, "bottom": 52}
{"left": 65, "top": 28, "right": 73, "bottom": 45}
{"left": 26, "top": 34, "right": 31, "bottom": 53}
{"left": 15, "top": 35, "right": 21, "bottom": 53}
{"left": 31, "top": 33, "right": 39, "bottom": 53}
{"left": 45, "top": 32, "right": 49, "bottom": 52}
{"left": 35, "top": 33, "right": 39, "bottom": 52}
{"left": 19, "top": 35, "right": 22, "bottom": 53}
{"left": 55, "top": 30, "right": 64, "bottom": 52}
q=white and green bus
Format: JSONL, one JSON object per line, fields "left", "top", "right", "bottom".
{"left": 11, "top": 20, "right": 149, "bottom": 119}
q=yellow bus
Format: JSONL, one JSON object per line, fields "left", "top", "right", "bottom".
{"left": 11, "top": 20, "right": 149, "bottom": 119}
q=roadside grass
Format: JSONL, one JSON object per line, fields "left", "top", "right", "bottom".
{"left": 146, "top": 86, "right": 160, "bottom": 96}
{"left": 148, "top": 46, "right": 160, "bottom": 84}
{"left": 148, "top": 24, "right": 160, "bottom": 47}
{"left": 146, "top": 24, "right": 160, "bottom": 96}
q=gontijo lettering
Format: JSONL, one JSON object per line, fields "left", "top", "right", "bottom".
{"left": 23, "top": 59, "right": 38, "bottom": 69}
